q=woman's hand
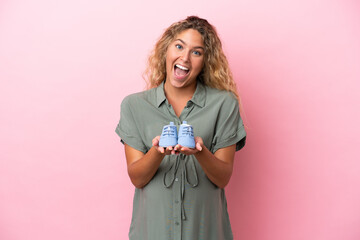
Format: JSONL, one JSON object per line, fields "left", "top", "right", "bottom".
{"left": 152, "top": 136, "right": 204, "bottom": 155}
{"left": 152, "top": 136, "right": 177, "bottom": 155}
{"left": 174, "top": 136, "right": 203, "bottom": 155}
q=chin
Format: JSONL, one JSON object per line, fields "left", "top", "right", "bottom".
{"left": 168, "top": 77, "right": 185, "bottom": 88}
{"left": 172, "top": 76, "right": 197, "bottom": 88}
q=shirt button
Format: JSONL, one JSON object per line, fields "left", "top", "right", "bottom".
{"left": 175, "top": 222, "right": 179, "bottom": 225}
{"left": 175, "top": 200, "right": 179, "bottom": 204}
{"left": 175, "top": 178, "right": 178, "bottom": 182}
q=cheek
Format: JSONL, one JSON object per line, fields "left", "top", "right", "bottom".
{"left": 194, "top": 59, "right": 204, "bottom": 72}
{"left": 165, "top": 55, "right": 172, "bottom": 69}
{"left": 166, "top": 51, "right": 176, "bottom": 67}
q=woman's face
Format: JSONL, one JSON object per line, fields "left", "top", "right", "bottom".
{"left": 165, "top": 29, "right": 205, "bottom": 90}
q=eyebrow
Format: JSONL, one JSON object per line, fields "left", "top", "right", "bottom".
{"left": 175, "top": 39, "right": 205, "bottom": 50}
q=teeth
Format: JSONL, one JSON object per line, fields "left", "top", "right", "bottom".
{"left": 175, "top": 64, "right": 189, "bottom": 71}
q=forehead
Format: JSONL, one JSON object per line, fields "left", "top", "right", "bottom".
{"left": 173, "top": 29, "right": 204, "bottom": 47}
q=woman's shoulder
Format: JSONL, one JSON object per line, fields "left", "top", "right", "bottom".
{"left": 121, "top": 87, "right": 157, "bottom": 106}
{"left": 204, "top": 85, "right": 238, "bottom": 105}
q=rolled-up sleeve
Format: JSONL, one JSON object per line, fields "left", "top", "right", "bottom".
{"left": 115, "top": 96, "right": 148, "bottom": 153}
{"left": 211, "top": 95, "right": 246, "bottom": 153}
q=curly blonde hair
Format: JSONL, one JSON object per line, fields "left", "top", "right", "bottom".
{"left": 144, "top": 16, "right": 240, "bottom": 100}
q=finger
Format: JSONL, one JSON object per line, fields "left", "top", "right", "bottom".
{"left": 196, "top": 142, "right": 202, "bottom": 151}
{"left": 165, "top": 147, "right": 173, "bottom": 155}
{"left": 174, "top": 144, "right": 180, "bottom": 151}
{"left": 180, "top": 149, "right": 196, "bottom": 155}
{"left": 180, "top": 146, "right": 190, "bottom": 152}
{"left": 165, "top": 146, "right": 173, "bottom": 155}
{"left": 197, "top": 136, "right": 204, "bottom": 142}
{"left": 152, "top": 136, "right": 160, "bottom": 146}
{"left": 158, "top": 147, "right": 165, "bottom": 154}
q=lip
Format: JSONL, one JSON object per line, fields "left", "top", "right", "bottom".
{"left": 175, "top": 63, "right": 190, "bottom": 70}
{"left": 173, "top": 63, "right": 190, "bottom": 80}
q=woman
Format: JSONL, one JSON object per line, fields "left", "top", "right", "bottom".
{"left": 116, "top": 16, "right": 246, "bottom": 240}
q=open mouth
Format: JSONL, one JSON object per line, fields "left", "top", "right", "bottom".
{"left": 174, "top": 64, "right": 190, "bottom": 78}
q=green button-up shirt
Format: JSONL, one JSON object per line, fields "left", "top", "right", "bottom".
{"left": 115, "top": 81, "right": 246, "bottom": 240}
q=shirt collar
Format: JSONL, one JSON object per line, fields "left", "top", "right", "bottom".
{"left": 190, "top": 81, "right": 206, "bottom": 107}
{"left": 156, "top": 81, "right": 167, "bottom": 107}
{"left": 155, "top": 80, "right": 206, "bottom": 108}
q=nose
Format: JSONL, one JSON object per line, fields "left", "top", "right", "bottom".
{"left": 180, "top": 50, "right": 190, "bottom": 62}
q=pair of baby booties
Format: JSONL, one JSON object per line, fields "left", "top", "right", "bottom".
{"left": 159, "top": 121, "right": 195, "bottom": 149}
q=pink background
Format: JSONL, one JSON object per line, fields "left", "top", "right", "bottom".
{"left": 1, "top": 0, "right": 360, "bottom": 239}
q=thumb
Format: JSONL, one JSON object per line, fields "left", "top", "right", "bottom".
{"left": 196, "top": 142, "right": 202, "bottom": 151}
{"left": 152, "top": 136, "right": 160, "bottom": 146}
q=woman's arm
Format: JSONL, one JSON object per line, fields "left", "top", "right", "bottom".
{"left": 195, "top": 144, "right": 236, "bottom": 189}
{"left": 175, "top": 138, "right": 236, "bottom": 188}
{"left": 124, "top": 136, "right": 175, "bottom": 188}
{"left": 125, "top": 135, "right": 236, "bottom": 189}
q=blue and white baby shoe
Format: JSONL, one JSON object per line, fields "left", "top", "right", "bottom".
{"left": 177, "top": 121, "right": 195, "bottom": 149}
{"left": 159, "top": 122, "right": 178, "bottom": 147}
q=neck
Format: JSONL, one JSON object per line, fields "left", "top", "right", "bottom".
{"left": 164, "top": 81, "right": 197, "bottom": 102}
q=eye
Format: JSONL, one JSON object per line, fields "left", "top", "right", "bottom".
{"left": 175, "top": 44, "right": 183, "bottom": 50}
{"left": 193, "top": 50, "right": 202, "bottom": 56}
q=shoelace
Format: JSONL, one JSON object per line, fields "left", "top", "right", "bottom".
{"left": 163, "top": 154, "right": 199, "bottom": 220}
{"left": 162, "top": 126, "right": 176, "bottom": 137}
{"left": 180, "top": 126, "right": 193, "bottom": 136}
